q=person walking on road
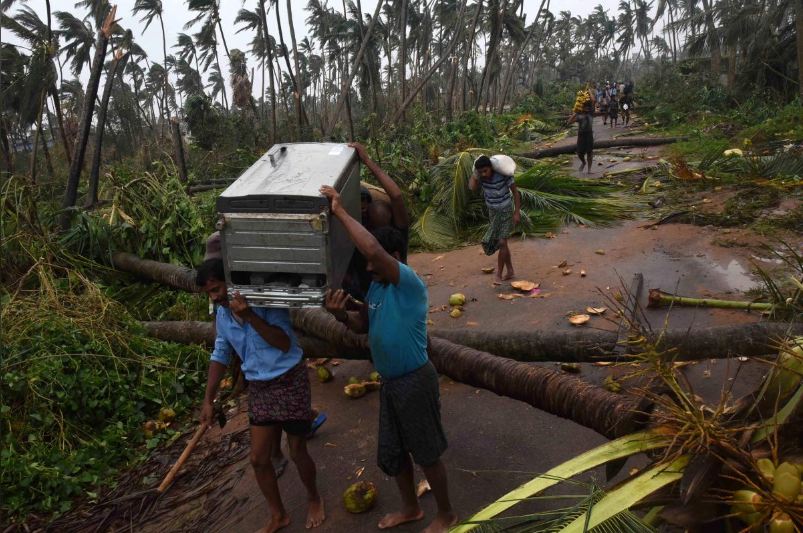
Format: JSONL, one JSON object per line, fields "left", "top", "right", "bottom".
{"left": 197, "top": 259, "right": 325, "bottom": 533}
{"left": 320, "top": 185, "right": 457, "bottom": 533}
{"left": 470, "top": 155, "right": 522, "bottom": 282}
{"left": 567, "top": 100, "right": 595, "bottom": 175}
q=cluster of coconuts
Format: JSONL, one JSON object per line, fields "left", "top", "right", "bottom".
{"left": 142, "top": 407, "right": 176, "bottom": 438}
{"left": 449, "top": 293, "right": 466, "bottom": 318}
{"left": 731, "top": 458, "right": 802, "bottom": 532}
{"left": 317, "top": 365, "right": 381, "bottom": 398}
{"left": 344, "top": 372, "right": 381, "bottom": 398}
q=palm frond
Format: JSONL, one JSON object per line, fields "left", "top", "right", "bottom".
{"left": 412, "top": 205, "right": 458, "bottom": 248}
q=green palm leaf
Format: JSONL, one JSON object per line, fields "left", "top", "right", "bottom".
{"left": 454, "top": 430, "right": 668, "bottom": 532}
{"left": 413, "top": 205, "right": 458, "bottom": 248}
{"left": 560, "top": 456, "right": 689, "bottom": 533}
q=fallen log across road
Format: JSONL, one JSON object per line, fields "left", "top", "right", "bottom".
{"left": 516, "top": 136, "right": 685, "bottom": 159}
{"left": 141, "top": 317, "right": 643, "bottom": 440}
{"left": 116, "top": 252, "right": 800, "bottom": 361}
{"left": 142, "top": 319, "right": 370, "bottom": 359}
{"left": 431, "top": 322, "right": 802, "bottom": 362}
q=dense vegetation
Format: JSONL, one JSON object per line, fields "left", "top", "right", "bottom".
{"left": 1, "top": 0, "right": 801, "bottom": 527}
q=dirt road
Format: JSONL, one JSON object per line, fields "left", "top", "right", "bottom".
{"left": 140, "top": 357, "right": 767, "bottom": 533}
{"left": 553, "top": 114, "right": 664, "bottom": 179}
{"left": 110, "top": 116, "right": 787, "bottom": 533}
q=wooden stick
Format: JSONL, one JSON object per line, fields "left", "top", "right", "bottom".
{"left": 157, "top": 423, "right": 208, "bottom": 493}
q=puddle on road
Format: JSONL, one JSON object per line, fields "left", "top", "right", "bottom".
{"left": 703, "top": 258, "right": 756, "bottom": 292}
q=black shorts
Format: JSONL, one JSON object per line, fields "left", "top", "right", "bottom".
{"left": 577, "top": 133, "right": 594, "bottom": 156}
{"left": 378, "top": 361, "right": 448, "bottom": 476}
{"left": 250, "top": 418, "right": 312, "bottom": 435}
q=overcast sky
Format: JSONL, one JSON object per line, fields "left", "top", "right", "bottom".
{"left": 3, "top": 0, "right": 626, "bottom": 89}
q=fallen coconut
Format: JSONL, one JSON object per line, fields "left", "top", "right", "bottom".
{"left": 498, "top": 293, "right": 523, "bottom": 300}
{"left": 158, "top": 407, "right": 176, "bottom": 423}
{"left": 449, "top": 293, "right": 466, "bottom": 306}
{"left": 143, "top": 420, "right": 158, "bottom": 439}
{"left": 568, "top": 314, "right": 591, "bottom": 325}
{"left": 449, "top": 307, "right": 463, "bottom": 318}
{"left": 369, "top": 371, "right": 381, "bottom": 382}
{"left": 317, "top": 366, "right": 333, "bottom": 383}
{"left": 363, "top": 381, "right": 381, "bottom": 392}
{"left": 344, "top": 383, "right": 367, "bottom": 399}
{"left": 343, "top": 481, "right": 377, "bottom": 513}
{"left": 511, "top": 280, "right": 538, "bottom": 292}
{"left": 562, "top": 269, "right": 572, "bottom": 276}
{"left": 347, "top": 376, "right": 361, "bottom": 385}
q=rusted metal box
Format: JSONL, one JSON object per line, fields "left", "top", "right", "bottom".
{"left": 216, "top": 143, "right": 359, "bottom": 307}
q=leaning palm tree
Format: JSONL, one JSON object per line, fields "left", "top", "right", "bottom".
{"left": 1, "top": 3, "right": 60, "bottom": 180}
{"left": 132, "top": 0, "right": 172, "bottom": 124}
{"left": 86, "top": 29, "right": 135, "bottom": 207}
{"left": 54, "top": 11, "right": 96, "bottom": 77}
{"left": 235, "top": 3, "right": 276, "bottom": 135}
{"left": 190, "top": 16, "right": 228, "bottom": 110}
{"left": 60, "top": 5, "right": 117, "bottom": 229}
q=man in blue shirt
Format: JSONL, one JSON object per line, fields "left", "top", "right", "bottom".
{"left": 470, "top": 155, "right": 521, "bottom": 282}
{"left": 197, "top": 259, "right": 324, "bottom": 533}
{"left": 320, "top": 185, "right": 456, "bottom": 533}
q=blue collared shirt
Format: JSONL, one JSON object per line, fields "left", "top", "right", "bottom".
{"left": 210, "top": 306, "right": 303, "bottom": 381}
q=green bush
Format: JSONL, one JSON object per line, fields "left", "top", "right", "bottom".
{"left": 0, "top": 270, "right": 208, "bottom": 521}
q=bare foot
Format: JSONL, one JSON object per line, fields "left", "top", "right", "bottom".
{"left": 306, "top": 497, "right": 325, "bottom": 529}
{"left": 378, "top": 508, "right": 424, "bottom": 529}
{"left": 256, "top": 513, "right": 291, "bottom": 533}
{"left": 494, "top": 274, "right": 503, "bottom": 283}
{"left": 421, "top": 512, "right": 459, "bottom": 533}
{"left": 578, "top": 162, "right": 585, "bottom": 172}
{"left": 502, "top": 270, "right": 515, "bottom": 281}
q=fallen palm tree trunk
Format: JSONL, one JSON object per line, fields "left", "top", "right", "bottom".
{"left": 187, "top": 184, "right": 228, "bottom": 195}
{"left": 141, "top": 320, "right": 367, "bottom": 359}
{"left": 141, "top": 318, "right": 642, "bottom": 439}
{"left": 517, "top": 136, "right": 685, "bottom": 159}
{"left": 112, "top": 252, "right": 200, "bottom": 293}
{"left": 430, "top": 322, "right": 802, "bottom": 362}
{"left": 648, "top": 288, "right": 776, "bottom": 311}
{"left": 113, "top": 255, "right": 799, "bottom": 361}
{"left": 427, "top": 337, "right": 644, "bottom": 439}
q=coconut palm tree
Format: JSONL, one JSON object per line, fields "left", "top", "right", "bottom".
{"left": 236, "top": 2, "right": 278, "bottom": 135}
{"left": 186, "top": 0, "right": 230, "bottom": 110}
{"left": 633, "top": 0, "right": 655, "bottom": 59}
{"left": 86, "top": 29, "right": 135, "bottom": 207}
{"left": 190, "top": 16, "right": 228, "bottom": 110}
{"left": 61, "top": 5, "right": 117, "bottom": 229}
{"left": 1, "top": 3, "right": 60, "bottom": 180}
{"left": 132, "top": 0, "right": 172, "bottom": 125}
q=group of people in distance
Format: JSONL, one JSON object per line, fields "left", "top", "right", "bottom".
{"left": 194, "top": 143, "right": 461, "bottom": 533}
{"left": 595, "top": 80, "right": 634, "bottom": 128}
{"left": 568, "top": 80, "right": 636, "bottom": 174}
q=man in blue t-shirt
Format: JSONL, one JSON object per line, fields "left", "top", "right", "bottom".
{"left": 470, "top": 155, "right": 522, "bottom": 282}
{"left": 320, "top": 185, "right": 456, "bottom": 533}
